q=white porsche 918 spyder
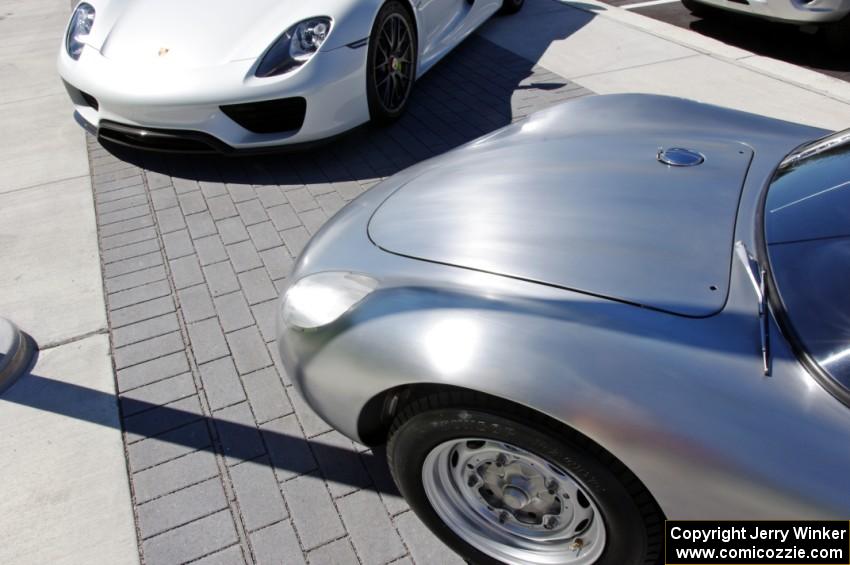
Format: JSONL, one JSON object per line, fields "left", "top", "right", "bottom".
{"left": 57, "top": 0, "right": 523, "bottom": 152}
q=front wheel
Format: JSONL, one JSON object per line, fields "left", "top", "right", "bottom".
{"left": 367, "top": 1, "right": 417, "bottom": 124}
{"left": 387, "top": 393, "right": 663, "bottom": 565}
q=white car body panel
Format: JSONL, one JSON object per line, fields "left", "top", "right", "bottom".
{"left": 58, "top": 0, "right": 505, "bottom": 150}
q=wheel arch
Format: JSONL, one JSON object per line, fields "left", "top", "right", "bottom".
{"left": 357, "top": 382, "right": 667, "bottom": 522}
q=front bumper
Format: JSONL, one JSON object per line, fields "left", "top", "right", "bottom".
{"left": 58, "top": 42, "right": 370, "bottom": 151}
{"left": 692, "top": 0, "right": 850, "bottom": 24}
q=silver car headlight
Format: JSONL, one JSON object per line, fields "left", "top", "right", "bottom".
{"left": 282, "top": 272, "right": 377, "bottom": 330}
{"left": 256, "top": 17, "right": 332, "bottom": 78}
{"left": 66, "top": 3, "right": 96, "bottom": 61}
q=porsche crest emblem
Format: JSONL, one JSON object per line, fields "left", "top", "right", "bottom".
{"left": 158, "top": 47, "right": 170, "bottom": 57}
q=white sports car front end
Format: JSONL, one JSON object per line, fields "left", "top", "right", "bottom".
{"left": 59, "top": 0, "right": 518, "bottom": 152}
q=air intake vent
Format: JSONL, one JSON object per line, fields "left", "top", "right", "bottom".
{"left": 220, "top": 97, "right": 307, "bottom": 134}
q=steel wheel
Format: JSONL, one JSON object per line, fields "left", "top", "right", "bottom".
{"left": 422, "top": 438, "right": 606, "bottom": 565}
{"left": 367, "top": 2, "right": 416, "bottom": 122}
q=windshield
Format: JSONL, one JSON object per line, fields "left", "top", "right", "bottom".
{"left": 763, "top": 134, "right": 850, "bottom": 395}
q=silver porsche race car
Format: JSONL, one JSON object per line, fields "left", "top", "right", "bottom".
{"left": 276, "top": 93, "right": 850, "bottom": 565}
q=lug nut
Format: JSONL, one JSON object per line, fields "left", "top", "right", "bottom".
{"left": 544, "top": 516, "right": 559, "bottom": 530}
{"left": 498, "top": 511, "right": 509, "bottom": 524}
{"left": 467, "top": 475, "right": 478, "bottom": 487}
{"left": 496, "top": 454, "right": 507, "bottom": 467}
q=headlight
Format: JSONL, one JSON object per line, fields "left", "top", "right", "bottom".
{"left": 66, "top": 3, "right": 96, "bottom": 61}
{"left": 256, "top": 17, "right": 332, "bottom": 78}
{"left": 282, "top": 272, "right": 377, "bottom": 330}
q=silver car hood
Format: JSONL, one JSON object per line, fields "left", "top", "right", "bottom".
{"left": 369, "top": 99, "right": 765, "bottom": 318}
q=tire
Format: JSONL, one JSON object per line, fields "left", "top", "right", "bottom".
{"left": 387, "top": 392, "right": 663, "bottom": 565}
{"left": 681, "top": 0, "right": 715, "bottom": 17}
{"left": 367, "top": 1, "right": 418, "bottom": 124}
{"left": 499, "top": 0, "right": 525, "bottom": 15}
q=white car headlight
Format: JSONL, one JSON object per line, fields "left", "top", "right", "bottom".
{"left": 256, "top": 17, "right": 332, "bottom": 78}
{"left": 282, "top": 272, "right": 377, "bottom": 330}
{"left": 66, "top": 3, "right": 96, "bottom": 61}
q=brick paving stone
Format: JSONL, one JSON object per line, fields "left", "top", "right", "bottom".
{"left": 207, "top": 195, "right": 238, "bottom": 221}
{"left": 186, "top": 211, "right": 217, "bottom": 239}
{"left": 281, "top": 472, "right": 345, "bottom": 550}
{"left": 214, "top": 401, "right": 266, "bottom": 466}
{"left": 192, "top": 545, "right": 246, "bottom": 565}
{"left": 395, "top": 511, "right": 465, "bottom": 565}
{"left": 141, "top": 509, "right": 238, "bottom": 565}
{"left": 225, "top": 241, "right": 263, "bottom": 274}
{"left": 200, "top": 180, "right": 228, "bottom": 199}
{"left": 258, "top": 247, "right": 293, "bottom": 281}
{"left": 124, "top": 394, "right": 205, "bottom": 444}
{"left": 266, "top": 204, "right": 300, "bottom": 231}
{"left": 99, "top": 215, "right": 155, "bottom": 239}
{"left": 150, "top": 186, "right": 178, "bottom": 211}
{"left": 127, "top": 420, "right": 212, "bottom": 472}
{"left": 101, "top": 238, "right": 161, "bottom": 264}
{"left": 235, "top": 199, "right": 268, "bottom": 225}
{"left": 226, "top": 326, "right": 271, "bottom": 375}
{"left": 249, "top": 520, "right": 305, "bottom": 565}
{"left": 280, "top": 226, "right": 311, "bottom": 257}
{"left": 107, "top": 279, "right": 171, "bottom": 310}
{"left": 204, "top": 261, "right": 240, "bottom": 297}
{"left": 98, "top": 193, "right": 148, "bottom": 214}
{"left": 250, "top": 300, "right": 277, "bottom": 343}
{"left": 338, "top": 489, "right": 406, "bottom": 564}
{"left": 311, "top": 430, "right": 371, "bottom": 498}
{"left": 169, "top": 255, "right": 205, "bottom": 289}
{"left": 132, "top": 449, "right": 220, "bottom": 504}
{"left": 112, "top": 312, "right": 180, "bottom": 348}
{"left": 113, "top": 331, "right": 184, "bottom": 370}
{"left": 116, "top": 351, "right": 190, "bottom": 392}
{"left": 155, "top": 207, "right": 187, "bottom": 234}
{"left": 198, "top": 357, "right": 246, "bottom": 411}
{"left": 237, "top": 268, "right": 277, "bottom": 305}
{"left": 162, "top": 229, "right": 195, "bottom": 260}
{"left": 261, "top": 414, "right": 317, "bottom": 482}
{"left": 246, "top": 222, "right": 283, "bottom": 252}
{"left": 179, "top": 191, "right": 207, "bottom": 215}
{"left": 361, "top": 449, "right": 409, "bottom": 516}
{"left": 101, "top": 226, "right": 157, "bottom": 251}
{"left": 229, "top": 457, "right": 288, "bottom": 531}
{"left": 106, "top": 265, "right": 167, "bottom": 294}
{"left": 177, "top": 284, "right": 216, "bottom": 323}
{"left": 119, "top": 373, "right": 197, "bottom": 418}
{"left": 242, "top": 367, "right": 291, "bottom": 424}
{"left": 187, "top": 318, "right": 229, "bottom": 364}
{"left": 216, "top": 217, "right": 250, "bottom": 245}
{"left": 289, "top": 387, "right": 333, "bottom": 438}
{"left": 103, "top": 251, "right": 163, "bottom": 279}
{"left": 137, "top": 477, "right": 228, "bottom": 538}
{"left": 306, "top": 538, "right": 359, "bottom": 565}
{"left": 195, "top": 234, "right": 229, "bottom": 265}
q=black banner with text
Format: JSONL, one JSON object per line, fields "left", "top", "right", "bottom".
{"left": 665, "top": 521, "right": 850, "bottom": 564}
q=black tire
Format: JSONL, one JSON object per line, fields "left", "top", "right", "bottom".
{"left": 387, "top": 391, "right": 663, "bottom": 565}
{"left": 681, "top": 0, "right": 715, "bottom": 17}
{"left": 367, "top": 1, "right": 418, "bottom": 124}
{"left": 499, "top": 0, "right": 525, "bottom": 15}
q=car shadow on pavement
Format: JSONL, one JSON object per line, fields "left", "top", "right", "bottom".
{"left": 4, "top": 369, "right": 401, "bottom": 497}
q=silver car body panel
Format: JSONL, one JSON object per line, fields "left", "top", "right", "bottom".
{"left": 369, "top": 136, "right": 753, "bottom": 317}
{"left": 276, "top": 94, "right": 850, "bottom": 519}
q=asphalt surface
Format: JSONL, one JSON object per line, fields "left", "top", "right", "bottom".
{"left": 601, "top": 0, "right": 850, "bottom": 82}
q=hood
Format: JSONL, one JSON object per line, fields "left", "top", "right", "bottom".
{"left": 368, "top": 96, "right": 781, "bottom": 317}
{"left": 88, "top": 0, "right": 350, "bottom": 68}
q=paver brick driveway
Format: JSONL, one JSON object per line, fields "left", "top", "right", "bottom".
{"left": 89, "top": 36, "right": 589, "bottom": 565}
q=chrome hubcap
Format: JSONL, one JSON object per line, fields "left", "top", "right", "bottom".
{"left": 422, "top": 439, "right": 606, "bottom": 565}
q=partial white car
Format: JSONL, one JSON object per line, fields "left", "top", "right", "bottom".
{"left": 58, "top": 0, "right": 524, "bottom": 152}
{"left": 682, "top": 0, "right": 850, "bottom": 45}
